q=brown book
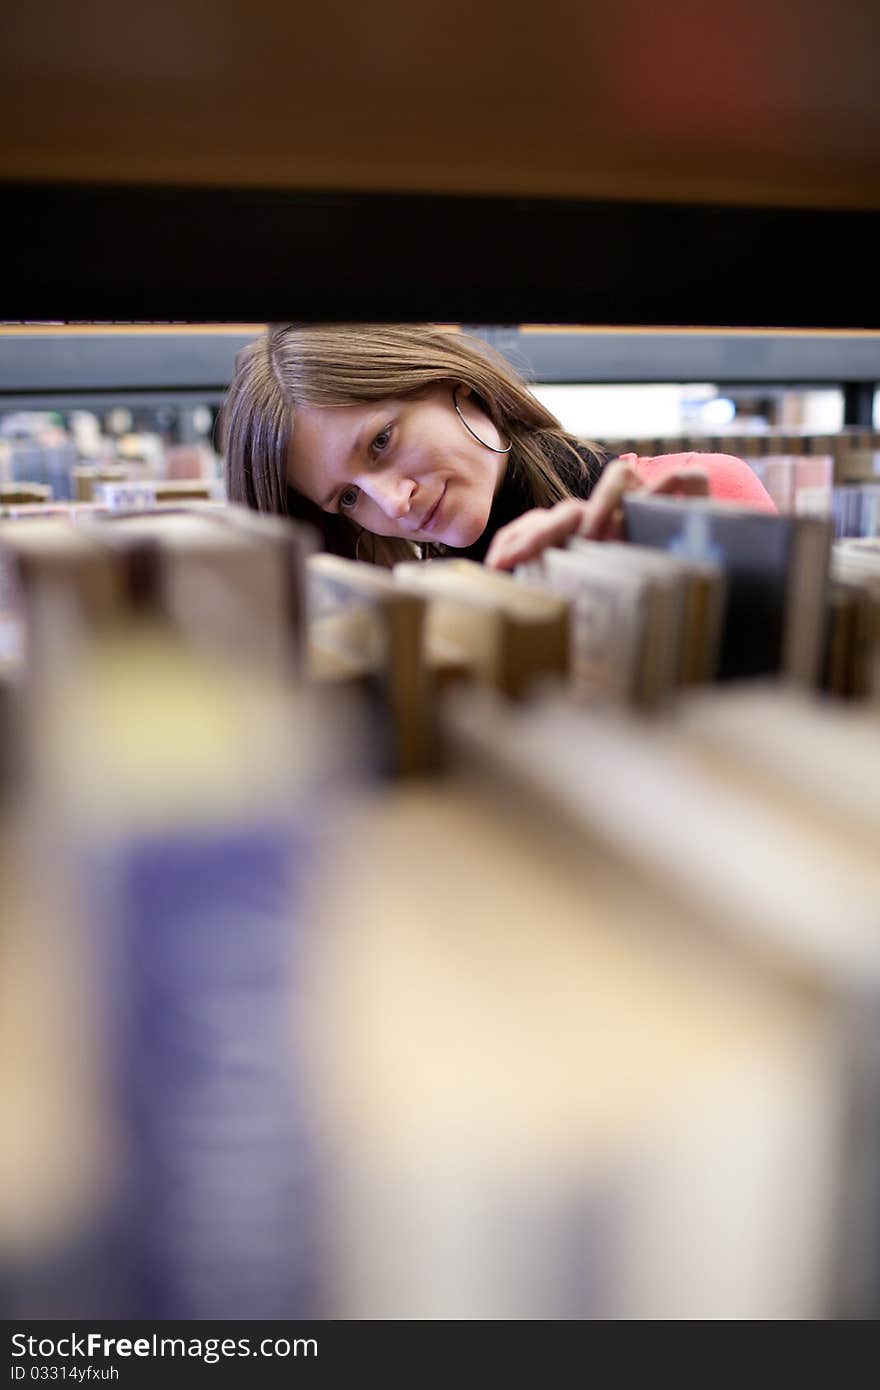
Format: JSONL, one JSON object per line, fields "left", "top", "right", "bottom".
{"left": 830, "top": 543, "right": 880, "bottom": 698}
{"left": 0, "top": 483, "right": 52, "bottom": 506}
{"left": 823, "top": 578, "right": 877, "bottom": 698}
{"left": 71, "top": 464, "right": 132, "bottom": 502}
{"left": 357, "top": 685, "right": 849, "bottom": 1318}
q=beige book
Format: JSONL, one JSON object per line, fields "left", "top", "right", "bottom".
{"left": 836, "top": 537, "right": 880, "bottom": 561}
{"left": 79, "top": 507, "right": 311, "bottom": 676}
{"left": 393, "top": 557, "right": 569, "bottom": 699}
{"left": 304, "top": 758, "right": 840, "bottom": 1318}
{"left": 752, "top": 455, "right": 834, "bottom": 516}
{"left": 445, "top": 684, "right": 880, "bottom": 1314}
{"left": 91, "top": 478, "right": 223, "bottom": 509}
{"left": 517, "top": 547, "right": 662, "bottom": 708}
{"left": 449, "top": 686, "right": 880, "bottom": 989}
{"left": 0, "top": 503, "right": 109, "bottom": 522}
{"left": 0, "top": 518, "right": 126, "bottom": 673}
{"left": 833, "top": 449, "right": 880, "bottom": 486}
{"left": 668, "top": 683, "right": 880, "bottom": 848}
{"left": 308, "top": 553, "right": 433, "bottom": 776}
{"left": 663, "top": 682, "right": 880, "bottom": 1313}
{"left": 568, "top": 537, "right": 725, "bottom": 687}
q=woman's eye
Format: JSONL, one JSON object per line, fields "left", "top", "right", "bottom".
{"left": 339, "top": 486, "right": 360, "bottom": 511}
{"left": 372, "top": 426, "right": 393, "bottom": 453}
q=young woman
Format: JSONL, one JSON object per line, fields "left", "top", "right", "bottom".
{"left": 221, "top": 323, "right": 774, "bottom": 569}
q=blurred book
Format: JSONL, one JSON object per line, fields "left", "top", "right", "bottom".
{"left": 92, "top": 478, "right": 225, "bottom": 509}
{"left": 304, "top": 698, "right": 843, "bottom": 1318}
{"left": 393, "top": 557, "right": 569, "bottom": 699}
{"left": 1, "top": 483, "right": 52, "bottom": 506}
{"left": 1, "top": 506, "right": 314, "bottom": 681}
{"left": 163, "top": 443, "right": 219, "bottom": 481}
{"left": 528, "top": 538, "right": 724, "bottom": 704}
{"left": 79, "top": 506, "right": 313, "bottom": 677}
{"left": 664, "top": 682, "right": 880, "bottom": 1315}
{"left": 0, "top": 517, "right": 126, "bottom": 673}
{"left": 831, "top": 483, "right": 880, "bottom": 539}
{"left": 832, "top": 448, "right": 880, "bottom": 486}
{"left": 623, "top": 495, "right": 831, "bottom": 684}
{"left": 307, "top": 553, "right": 434, "bottom": 777}
{"left": 834, "top": 537, "right": 880, "bottom": 561}
{"left": 2, "top": 621, "right": 331, "bottom": 1318}
{"left": 0, "top": 502, "right": 109, "bottom": 521}
{"left": 71, "top": 464, "right": 135, "bottom": 502}
{"left": 750, "top": 454, "right": 833, "bottom": 517}
{"left": 517, "top": 543, "right": 666, "bottom": 708}
{"left": 821, "top": 578, "right": 877, "bottom": 698}
{"left": 444, "top": 682, "right": 880, "bottom": 1315}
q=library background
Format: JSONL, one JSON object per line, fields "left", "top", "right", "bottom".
{"left": 3, "top": 0, "right": 880, "bottom": 1326}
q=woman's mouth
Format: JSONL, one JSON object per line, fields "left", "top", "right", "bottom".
{"left": 420, "top": 482, "right": 447, "bottom": 535}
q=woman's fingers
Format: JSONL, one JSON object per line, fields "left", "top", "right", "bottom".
{"left": 646, "top": 466, "right": 709, "bottom": 498}
{"left": 483, "top": 461, "right": 711, "bottom": 570}
{"left": 484, "top": 499, "right": 590, "bottom": 571}
{"left": 574, "top": 463, "right": 711, "bottom": 541}
{"left": 575, "top": 459, "right": 641, "bottom": 540}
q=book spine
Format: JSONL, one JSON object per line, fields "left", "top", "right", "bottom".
{"left": 98, "top": 822, "right": 318, "bottom": 1319}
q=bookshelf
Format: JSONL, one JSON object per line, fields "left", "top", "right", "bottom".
{"left": 1, "top": 2, "right": 879, "bottom": 325}
{"left": 4, "top": 0, "right": 880, "bottom": 1328}
{"left": 1, "top": 325, "right": 877, "bottom": 425}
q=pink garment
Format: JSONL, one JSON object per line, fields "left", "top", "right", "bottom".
{"left": 618, "top": 452, "right": 777, "bottom": 513}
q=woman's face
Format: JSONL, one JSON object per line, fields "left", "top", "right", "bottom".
{"left": 286, "top": 384, "right": 509, "bottom": 549}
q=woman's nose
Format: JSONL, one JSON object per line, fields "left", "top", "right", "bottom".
{"left": 362, "top": 472, "right": 416, "bottom": 519}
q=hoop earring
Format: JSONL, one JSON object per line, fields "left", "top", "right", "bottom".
{"left": 453, "top": 386, "right": 512, "bottom": 454}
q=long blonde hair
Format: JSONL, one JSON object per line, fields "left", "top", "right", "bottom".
{"left": 220, "top": 323, "right": 602, "bottom": 563}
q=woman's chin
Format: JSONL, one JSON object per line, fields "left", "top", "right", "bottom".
{"left": 440, "top": 513, "right": 488, "bottom": 550}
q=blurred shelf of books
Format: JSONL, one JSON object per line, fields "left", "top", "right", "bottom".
{"left": 4, "top": 327, "right": 880, "bottom": 1320}
{"left": 1, "top": 324, "right": 878, "bottom": 530}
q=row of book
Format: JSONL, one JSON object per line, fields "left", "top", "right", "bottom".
{"left": 299, "top": 512, "right": 880, "bottom": 1315}
{"left": 0, "top": 477, "right": 223, "bottom": 516}
{"left": 313, "top": 499, "right": 880, "bottom": 764}
{"left": 3, "top": 498, "right": 880, "bottom": 1317}
{"left": 3, "top": 497, "right": 880, "bottom": 757}
{"left": 0, "top": 424, "right": 219, "bottom": 500}
{"left": 306, "top": 674, "right": 880, "bottom": 1317}
{"left": 596, "top": 426, "right": 880, "bottom": 465}
{"left": 591, "top": 430, "right": 880, "bottom": 540}
{"left": 745, "top": 454, "right": 880, "bottom": 540}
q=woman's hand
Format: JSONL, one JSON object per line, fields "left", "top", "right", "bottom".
{"left": 484, "top": 458, "right": 710, "bottom": 571}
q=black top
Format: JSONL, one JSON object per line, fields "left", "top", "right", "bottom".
{"left": 450, "top": 436, "right": 606, "bottom": 563}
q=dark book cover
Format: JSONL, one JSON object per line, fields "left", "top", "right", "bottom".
{"left": 623, "top": 496, "right": 831, "bottom": 681}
